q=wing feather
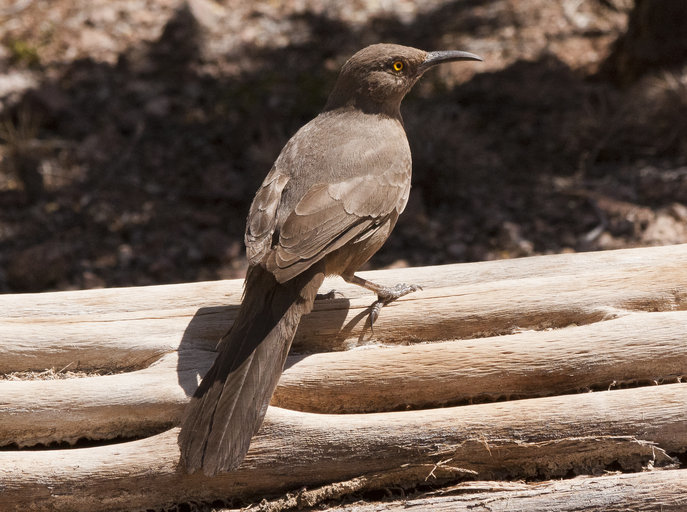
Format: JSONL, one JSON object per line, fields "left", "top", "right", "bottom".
{"left": 245, "top": 169, "right": 290, "bottom": 265}
{"left": 268, "top": 168, "right": 407, "bottom": 282}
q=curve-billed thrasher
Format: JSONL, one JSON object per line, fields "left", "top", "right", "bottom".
{"left": 179, "top": 43, "right": 482, "bottom": 475}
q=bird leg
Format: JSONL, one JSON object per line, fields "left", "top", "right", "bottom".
{"left": 343, "top": 274, "right": 422, "bottom": 330}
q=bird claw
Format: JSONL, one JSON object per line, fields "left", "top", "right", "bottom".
{"left": 367, "top": 282, "right": 422, "bottom": 331}
{"left": 368, "top": 301, "right": 383, "bottom": 333}
{"left": 378, "top": 282, "right": 423, "bottom": 302}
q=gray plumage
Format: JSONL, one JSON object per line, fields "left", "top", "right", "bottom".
{"left": 179, "top": 43, "right": 482, "bottom": 475}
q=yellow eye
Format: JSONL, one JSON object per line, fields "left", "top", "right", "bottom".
{"left": 392, "top": 60, "right": 404, "bottom": 72}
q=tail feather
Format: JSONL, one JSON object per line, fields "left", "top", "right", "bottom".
{"left": 179, "top": 265, "right": 323, "bottom": 475}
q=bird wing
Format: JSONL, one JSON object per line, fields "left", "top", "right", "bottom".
{"left": 267, "top": 165, "right": 410, "bottom": 282}
{"left": 245, "top": 166, "right": 290, "bottom": 267}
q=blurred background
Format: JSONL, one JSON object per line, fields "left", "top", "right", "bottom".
{"left": 0, "top": 0, "right": 686, "bottom": 293}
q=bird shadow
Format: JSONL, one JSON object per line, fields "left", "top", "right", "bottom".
{"left": 176, "top": 294, "right": 357, "bottom": 396}
{"left": 176, "top": 304, "right": 233, "bottom": 397}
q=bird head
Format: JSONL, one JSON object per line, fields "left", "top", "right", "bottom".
{"left": 325, "top": 43, "right": 482, "bottom": 116}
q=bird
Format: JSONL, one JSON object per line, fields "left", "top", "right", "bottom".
{"left": 179, "top": 43, "right": 482, "bottom": 476}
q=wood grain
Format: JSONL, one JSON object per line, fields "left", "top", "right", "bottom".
{"left": 1, "top": 244, "right": 686, "bottom": 373}
{"left": 0, "top": 383, "right": 685, "bottom": 512}
{"left": 1, "top": 244, "right": 686, "bottom": 511}
{"left": 3, "top": 311, "right": 686, "bottom": 447}
{"left": 324, "top": 470, "right": 687, "bottom": 512}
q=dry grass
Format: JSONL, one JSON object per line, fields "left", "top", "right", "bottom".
{"left": 0, "top": 363, "right": 111, "bottom": 381}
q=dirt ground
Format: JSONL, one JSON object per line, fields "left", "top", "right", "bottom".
{"left": 0, "top": 1, "right": 686, "bottom": 294}
{"left": 2, "top": 3, "right": 687, "bottom": 511}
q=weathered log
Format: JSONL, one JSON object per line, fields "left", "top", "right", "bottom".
{"left": 275, "top": 310, "right": 687, "bottom": 413}
{"left": 2, "top": 311, "right": 687, "bottom": 447}
{"left": 1, "top": 245, "right": 686, "bottom": 511}
{"left": 1, "top": 383, "right": 686, "bottom": 511}
{"left": 1, "top": 244, "right": 686, "bottom": 373}
{"left": 322, "top": 470, "right": 687, "bottom": 512}
{"left": 0, "top": 351, "right": 210, "bottom": 447}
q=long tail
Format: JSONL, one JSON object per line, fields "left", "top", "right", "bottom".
{"left": 179, "top": 264, "right": 323, "bottom": 475}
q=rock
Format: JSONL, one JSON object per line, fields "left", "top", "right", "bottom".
{"left": 642, "top": 210, "right": 687, "bottom": 245}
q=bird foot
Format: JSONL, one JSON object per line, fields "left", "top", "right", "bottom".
{"left": 368, "top": 283, "right": 422, "bottom": 331}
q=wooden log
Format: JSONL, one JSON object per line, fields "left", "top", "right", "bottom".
{"left": 2, "top": 245, "right": 687, "bottom": 511}
{"left": 0, "top": 312, "right": 224, "bottom": 374}
{"left": 1, "top": 245, "right": 687, "bottom": 373}
{"left": 275, "top": 310, "right": 687, "bottom": 413}
{"left": 0, "top": 352, "right": 211, "bottom": 447}
{"left": 0, "top": 383, "right": 685, "bottom": 512}
{"left": 2, "top": 311, "right": 686, "bottom": 447}
{"left": 321, "top": 470, "right": 687, "bottom": 512}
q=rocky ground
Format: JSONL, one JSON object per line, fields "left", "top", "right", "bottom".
{"left": 0, "top": 0, "right": 686, "bottom": 294}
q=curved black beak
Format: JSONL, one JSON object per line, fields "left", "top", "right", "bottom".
{"left": 419, "top": 50, "right": 483, "bottom": 73}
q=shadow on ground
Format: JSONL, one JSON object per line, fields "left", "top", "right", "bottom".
{"left": 1, "top": 1, "right": 686, "bottom": 293}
